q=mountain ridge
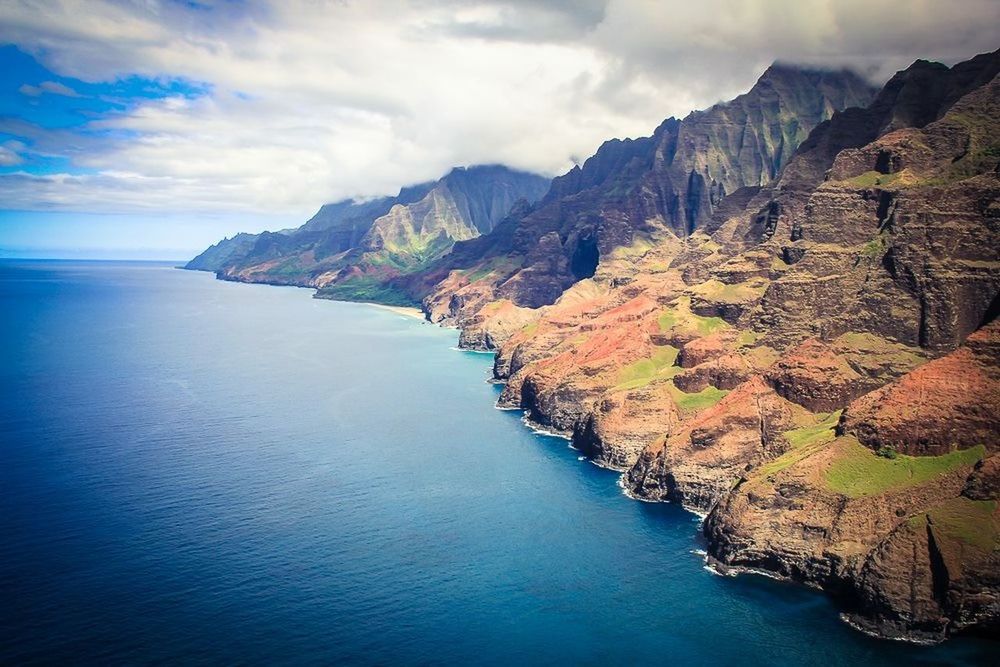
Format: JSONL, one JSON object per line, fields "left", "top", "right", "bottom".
{"left": 185, "top": 164, "right": 550, "bottom": 304}
{"left": 403, "top": 63, "right": 877, "bottom": 315}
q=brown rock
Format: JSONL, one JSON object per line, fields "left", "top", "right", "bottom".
{"left": 765, "top": 339, "right": 869, "bottom": 411}
{"left": 842, "top": 322, "right": 1000, "bottom": 456}
{"left": 624, "top": 377, "right": 798, "bottom": 511}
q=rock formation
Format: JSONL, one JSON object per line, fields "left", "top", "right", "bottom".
{"left": 406, "top": 65, "right": 875, "bottom": 324}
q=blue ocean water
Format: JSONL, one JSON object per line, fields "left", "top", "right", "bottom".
{"left": 0, "top": 260, "right": 994, "bottom": 666}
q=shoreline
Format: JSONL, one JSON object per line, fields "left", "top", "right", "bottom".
{"left": 192, "top": 269, "right": 429, "bottom": 322}
{"left": 365, "top": 302, "right": 426, "bottom": 320}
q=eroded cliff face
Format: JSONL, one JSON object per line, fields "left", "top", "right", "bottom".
{"left": 438, "top": 52, "right": 1000, "bottom": 642}
{"left": 705, "top": 327, "right": 999, "bottom": 641}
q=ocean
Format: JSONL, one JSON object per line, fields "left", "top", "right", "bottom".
{"left": 0, "top": 260, "right": 993, "bottom": 665}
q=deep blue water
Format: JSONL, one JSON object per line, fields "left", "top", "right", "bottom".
{"left": 0, "top": 260, "right": 995, "bottom": 666}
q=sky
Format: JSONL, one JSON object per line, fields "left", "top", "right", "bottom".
{"left": 0, "top": 1, "right": 997, "bottom": 260}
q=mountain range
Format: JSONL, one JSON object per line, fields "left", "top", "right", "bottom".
{"left": 187, "top": 165, "right": 550, "bottom": 305}
{"left": 187, "top": 50, "right": 1000, "bottom": 642}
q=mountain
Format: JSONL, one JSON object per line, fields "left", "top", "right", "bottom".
{"left": 184, "top": 232, "right": 259, "bottom": 272}
{"left": 184, "top": 184, "right": 434, "bottom": 274}
{"left": 451, "top": 50, "right": 999, "bottom": 641}
{"left": 185, "top": 165, "right": 551, "bottom": 305}
{"left": 403, "top": 65, "right": 876, "bottom": 317}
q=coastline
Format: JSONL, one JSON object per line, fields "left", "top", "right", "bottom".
{"left": 184, "top": 266, "right": 428, "bottom": 321}
{"left": 18, "top": 259, "right": 980, "bottom": 665}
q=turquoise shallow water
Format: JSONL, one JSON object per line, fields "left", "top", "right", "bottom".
{"left": 0, "top": 260, "right": 995, "bottom": 665}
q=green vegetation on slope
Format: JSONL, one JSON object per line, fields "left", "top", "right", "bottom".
{"left": 657, "top": 310, "right": 678, "bottom": 331}
{"left": 609, "top": 236, "right": 655, "bottom": 260}
{"left": 616, "top": 346, "right": 680, "bottom": 390}
{"left": 942, "top": 109, "right": 1000, "bottom": 182}
{"left": 925, "top": 497, "right": 999, "bottom": 551}
{"left": 668, "top": 384, "right": 729, "bottom": 413}
{"left": 690, "top": 279, "right": 766, "bottom": 304}
{"left": 860, "top": 232, "right": 889, "bottom": 259}
{"left": 825, "top": 441, "right": 986, "bottom": 498}
{"left": 518, "top": 322, "right": 540, "bottom": 338}
{"left": 264, "top": 256, "right": 308, "bottom": 277}
{"left": 844, "top": 170, "right": 905, "bottom": 189}
{"left": 658, "top": 297, "right": 728, "bottom": 336}
{"left": 314, "top": 277, "right": 418, "bottom": 307}
{"left": 736, "top": 330, "right": 761, "bottom": 347}
{"left": 785, "top": 411, "right": 842, "bottom": 448}
{"left": 756, "top": 411, "right": 842, "bottom": 479}
{"left": 461, "top": 256, "right": 523, "bottom": 283}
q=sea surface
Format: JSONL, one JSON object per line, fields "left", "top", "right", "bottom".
{"left": 0, "top": 260, "right": 994, "bottom": 666}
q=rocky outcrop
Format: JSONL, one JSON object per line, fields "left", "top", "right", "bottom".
{"left": 624, "top": 377, "right": 799, "bottom": 510}
{"left": 850, "top": 495, "right": 1000, "bottom": 641}
{"left": 841, "top": 322, "right": 1000, "bottom": 456}
{"left": 574, "top": 384, "right": 681, "bottom": 471}
{"left": 746, "top": 109, "right": 1000, "bottom": 352}
{"left": 456, "top": 299, "right": 541, "bottom": 351}
{"left": 763, "top": 335, "right": 927, "bottom": 412}
{"left": 703, "top": 435, "right": 996, "bottom": 643}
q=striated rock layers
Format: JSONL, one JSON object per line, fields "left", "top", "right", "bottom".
{"left": 185, "top": 165, "right": 550, "bottom": 305}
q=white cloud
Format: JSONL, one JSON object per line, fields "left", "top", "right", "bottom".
{"left": 0, "top": 143, "right": 25, "bottom": 166}
{"left": 39, "top": 80, "right": 80, "bottom": 96}
{"left": 18, "top": 80, "right": 81, "bottom": 97}
{"left": 0, "top": 0, "right": 997, "bottom": 219}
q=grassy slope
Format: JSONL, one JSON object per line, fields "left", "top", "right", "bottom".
{"left": 314, "top": 277, "right": 419, "bottom": 307}
{"left": 658, "top": 297, "right": 727, "bottom": 336}
{"left": 616, "top": 346, "right": 681, "bottom": 390}
{"left": 825, "top": 441, "right": 986, "bottom": 497}
{"left": 757, "top": 411, "right": 842, "bottom": 479}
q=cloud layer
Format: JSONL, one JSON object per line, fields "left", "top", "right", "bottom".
{"left": 1, "top": 0, "right": 998, "bottom": 219}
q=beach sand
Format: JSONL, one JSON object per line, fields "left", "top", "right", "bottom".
{"left": 368, "top": 303, "right": 426, "bottom": 320}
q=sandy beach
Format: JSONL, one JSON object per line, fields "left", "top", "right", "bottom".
{"left": 368, "top": 303, "right": 425, "bottom": 320}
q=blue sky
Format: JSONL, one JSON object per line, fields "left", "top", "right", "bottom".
{"left": 0, "top": 45, "right": 244, "bottom": 259}
{"left": 1, "top": 0, "right": 998, "bottom": 259}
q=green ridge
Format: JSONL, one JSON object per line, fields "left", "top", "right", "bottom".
{"left": 825, "top": 441, "right": 986, "bottom": 498}
{"left": 616, "top": 346, "right": 680, "bottom": 390}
